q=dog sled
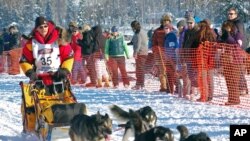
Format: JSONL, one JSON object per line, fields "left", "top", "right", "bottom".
{"left": 20, "top": 74, "right": 87, "bottom": 141}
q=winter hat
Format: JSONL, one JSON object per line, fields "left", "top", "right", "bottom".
{"left": 9, "top": 25, "right": 16, "bottom": 31}
{"left": 177, "top": 20, "right": 187, "bottom": 28}
{"left": 69, "top": 21, "right": 78, "bottom": 27}
{"left": 35, "top": 16, "right": 48, "bottom": 28}
{"left": 161, "top": 14, "right": 172, "bottom": 23}
{"left": 111, "top": 26, "right": 118, "bottom": 32}
{"left": 186, "top": 17, "right": 195, "bottom": 23}
{"left": 185, "top": 10, "right": 194, "bottom": 19}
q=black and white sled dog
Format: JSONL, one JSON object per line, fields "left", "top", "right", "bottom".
{"left": 109, "top": 105, "right": 157, "bottom": 141}
{"left": 69, "top": 111, "right": 112, "bottom": 141}
{"left": 135, "top": 126, "right": 174, "bottom": 141}
{"left": 177, "top": 125, "right": 211, "bottom": 141}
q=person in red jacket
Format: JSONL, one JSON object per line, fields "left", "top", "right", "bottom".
{"left": 19, "top": 16, "right": 74, "bottom": 94}
{"left": 70, "top": 26, "right": 87, "bottom": 85}
{"left": 152, "top": 14, "right": 172, "bottom": 92}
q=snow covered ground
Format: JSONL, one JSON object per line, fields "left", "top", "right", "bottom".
{"left": 0, "top": 73, "right": 250, "bottom": 141}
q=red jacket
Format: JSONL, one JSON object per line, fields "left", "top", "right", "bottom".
{"left": 20, "top": 22, "right": 74, "bottom": 85}
{"left": 71, "top": 32, "right": 83, "bottom": 61}
{"left": 152, "top": 26, "right": 166, "bottom": 54}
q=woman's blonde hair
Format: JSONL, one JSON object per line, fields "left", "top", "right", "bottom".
{"left": 81, "top": 24, "right": 91, "bottom": 33}
{"left": 57, "top": 26, "right": 69, "bottom": 45}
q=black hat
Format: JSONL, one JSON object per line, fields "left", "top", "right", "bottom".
{"left": 35, "top": 16, "right": 48, "bottom": 28}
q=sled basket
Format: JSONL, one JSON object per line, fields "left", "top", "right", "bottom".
{"left": 20, "top": 80, "right": 87, "bottom": 141}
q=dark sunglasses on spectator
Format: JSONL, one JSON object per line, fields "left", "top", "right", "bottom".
{"left": 228, "top": 13, "right": 235, "bottom": 15}
{"left": 39, "top": 25, "right": 48, "bottom": 29}
{"left": 187, "top": 22, "right": 193, "bottom": 24}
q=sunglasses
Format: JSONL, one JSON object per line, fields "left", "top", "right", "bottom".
{"left": 228, "top": 13, "right": 235, "bottom": 15}
{"left": 187, "top": 22, "right": 193, "bottom": 24}
{"left": 39, "top": 25, "right": 48, "bottom": 29}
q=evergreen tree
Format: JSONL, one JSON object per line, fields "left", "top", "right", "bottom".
{"left": 66, "top": 0, "right": 77, "bottom": 27}
{"left": 0, "top": 4, "right": 9, "bottom": 28}
{"left": 45, "top": 1, "right": 53, "bottom": 21}
{"left": 77, "top": 0, "right": 87, "bottom": 26}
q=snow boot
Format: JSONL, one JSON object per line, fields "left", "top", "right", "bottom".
{"left": 103, "top": 77, "right": 110, "bottom": 87}
{"left": 96, "top": 78, "right": 102, "bottom": 88}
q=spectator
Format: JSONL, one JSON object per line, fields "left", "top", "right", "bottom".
{"left": 92, "top": 25, "right": 110, "bottom": 88}
{"left": 176, "top": 20, "right": 191, "bottom": 98}
{"left": 0, "top": 32, "right": 3, "bottom": 55}
{"left": 163, "top": 23, "right": 178, "bottom": 94}
{"left": 70, "top": 26, "right": 87, "bottom": 85}
{"left": 67, "top": 21, "right": 78, "bottom": 42}
{"left": 152, "top": 13, "right": 172, "bottom": 92}
{"left": 105, "top": 26, "right": 130, "bottom": 88}
{"left": 2, "top": 28, "right": 10, "bottom": 51}
{"left": 147, "top": 27, "right": 154, "bottom": 49}
{"left": 77, "top": 24, "right": 98, "bottom": 87}
{"left": 0, "top": 30, "right": 4, "bottom": 73}
{"left": 182, "top": 17, "right": 199, "bottom": 100}
{"left": 177, "top": 20, "right": 187, "bottom": 51}
{"left": 196, "top": 20, "right": 216, "bottom": 102}
{"left": 130, "top": 20, "right": 148, "bottom": 90}
{"left": 7, "top": 25, "right": 22, "bottom": 75}
{"left": 227, "top": 7, "right": 247, "bottom": 49}
{"left": 184, "top": 10, "right": 194, "bottom": 20}
{"left": 219, "top": 20, "right": 244, "bottom": 105}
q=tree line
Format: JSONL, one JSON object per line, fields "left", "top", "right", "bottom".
{"left": 0, "top": 0, "right": 249, "bottom": 33}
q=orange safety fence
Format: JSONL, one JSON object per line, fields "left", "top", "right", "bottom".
{"left": 0, "top": 48, "right": 22, "bottom": 75}
{"left": 157, "top": 41, "right": 250, "bottom": 109}
{"left": 1, "top": 42, "right": 250, "bottom": 109}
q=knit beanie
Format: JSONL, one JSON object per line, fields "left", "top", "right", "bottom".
{"left": 111, "top": 26, "right": 118, "bottom": 32}
{"left": 177, "top": 20, "right": 187, "bottom": 28}
{"left": 35, "top": 16, "right": 47, "bottom": 28}
{"left": 186, "top": 17, "right": 195, "bottom": 23}
{"left": 185, "top": 10, "right": 194, "bottom": 19}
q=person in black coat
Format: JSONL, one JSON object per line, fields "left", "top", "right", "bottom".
{"left": 219, "top": 21, "right": 246, "bottom": 105}
{"left": 227, "top": 7, "right": 247, "bottom": 49}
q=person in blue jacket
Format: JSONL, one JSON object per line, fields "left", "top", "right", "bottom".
{"left": 163, "top": 23, "right": 179, "bottom": 94}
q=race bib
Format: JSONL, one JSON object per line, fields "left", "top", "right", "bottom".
{"left": 32, "top": 39, "right": 61, "bottom": 74}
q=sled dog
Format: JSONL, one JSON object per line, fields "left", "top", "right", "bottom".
{"left": 69, "top": 112, "right": 112, "bottom": 141}
{"left": 177, "top": 125, "right": 211, "bottom": 141}
{"left": 110, "top": 105, "right": 157, "bottom": 141}
{"left": 135, "top": 126, "right": 174, "bottom": 141}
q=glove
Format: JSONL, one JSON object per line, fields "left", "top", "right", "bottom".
{"left": 127, "top": 41, "right": 133, "bottom": 45}
{"left": 221, "top": 30, "right": 229, "bottom": 41}
{"left": 53, "top": 68, "right": 69, "bottom": 82}
{"left": 25, "top": 69, "right": 38, "bottom": 82}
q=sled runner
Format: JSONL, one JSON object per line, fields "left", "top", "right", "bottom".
{"left": 20, "top": 75, "right": 87, "bottom": 141}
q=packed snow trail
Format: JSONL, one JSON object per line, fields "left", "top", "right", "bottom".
{"left": 0, "top": 74, "right": 250, "bottom": 141}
